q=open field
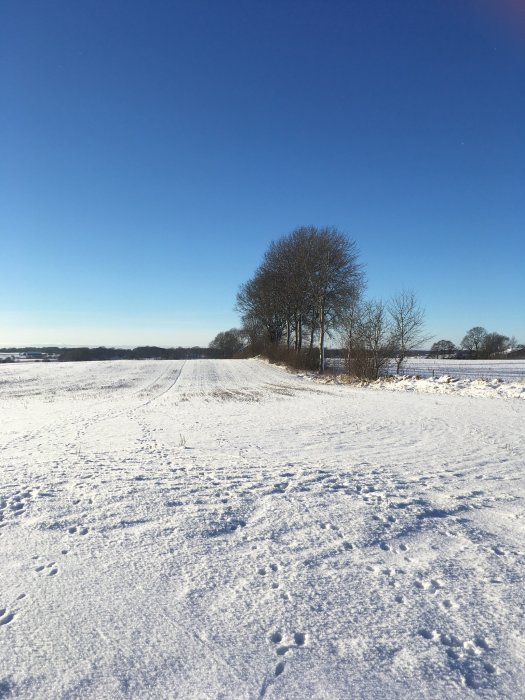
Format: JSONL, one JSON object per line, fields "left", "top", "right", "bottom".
{"left": 326, "top": 358, "right": 525, "bottom": 381}
{"left": 387, "top": 359, "right": 525, "bottom": 381}
{"left": 1, "top": 359, "right": 524, "bottom": 699}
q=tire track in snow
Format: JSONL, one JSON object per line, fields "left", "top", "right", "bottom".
{"left": 138, "top": 360, "right": 187, "bottom": 408}
{"left": 1, "top": 362, "right": 180, "bottom": 456}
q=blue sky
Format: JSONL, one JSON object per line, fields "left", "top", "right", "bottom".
{"left": 1, "top": 0, "right": 524, "bottom": 347}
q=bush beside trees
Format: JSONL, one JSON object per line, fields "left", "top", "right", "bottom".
{"left": 342, "top": 292, "right": 429, "bottom": 380}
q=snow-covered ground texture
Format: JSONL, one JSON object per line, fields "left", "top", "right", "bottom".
{"left": 356, "top": 374, "right": 525, "bottom": 401}
{"left": 1, "top": 359, "right": 524, "bottom": 699}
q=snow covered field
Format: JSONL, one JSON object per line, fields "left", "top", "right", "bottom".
{"left": 326, "top": 358, "right": 525, "bottom": 382}
{"left": 1, "top": 359, "right": 524, "bottom": 699}
{"left": 388, "top": 359, "right": 525, "bottom": 381}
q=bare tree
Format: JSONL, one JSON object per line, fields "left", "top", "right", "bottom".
{"left": 305, "top": 227, "right": 363, "bottom": 372}
{"left": 345, "top": 299, "right": 395, "bottom": 379}
{"left": 236, "top": 268, "right": 288, "bottom": 347}
{"left": 481, "top": 332, "right": 509, "bottom": 358}
{"left": 430, "top": 339, "right": 456, "bottom": 359}
{"left": 209, "top": 329, "right": 245, "bottom": 358}
{"left": 460, "top": 326, "right": 487, "bottom": 358}
{"left": 388, "top": 290, "right": 431, "bottom": 374}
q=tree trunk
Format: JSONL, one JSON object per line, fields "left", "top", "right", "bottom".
{"left": 319, "top": 302, "right": 325, "bottom": 372}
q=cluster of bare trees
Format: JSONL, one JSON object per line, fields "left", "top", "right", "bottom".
{"left": 210, "top": 225, "right": 431, "bottom": 378}
{"left": 428, "top": 329, "right": 521, "bottom": 359}
{"left": 343, "top": 291, "right": 430, "bottom": 379}
{"left": 460, "top": 327, "right": 519, "bottom": 358}
{"left": 236, "top": 226, "right": 363, "bottom": 371}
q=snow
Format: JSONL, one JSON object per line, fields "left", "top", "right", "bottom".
{"left": 356, "top": 374, "right": 525, "bottom": 401}
{"left": 326, "top": 357, "right": 525, "bottom": 382}
{"left": 1, "top": 359, "right": 524, "bottom": 699}
{"left": 390, "top": 358, "right": 525, "bottom": 382}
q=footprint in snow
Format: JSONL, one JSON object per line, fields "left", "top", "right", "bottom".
{"left": 68, "top": 525, "right": 89, "bottom": 536}
{"left": 414, "top": 578, "right": 444, "bottom": 594}
{"left": 0, "top": 608, "right": 16, "bottom": 626}
{"left": 268, "top": 630, "right": 308, "bottom": 679}
{"left": 270, "top": 629, "right": 307, "bottom": 650}
{"left": 35, "top": 561, "right": 59, "bottom": 577}
{"left": 258, "top": 563, "right": 281, "bottom": 588}
{"left": 418, "top": 627, "right": 496, "bottom": 689}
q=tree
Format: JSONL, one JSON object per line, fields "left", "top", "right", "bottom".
{"left": 388, "top": 290, "right": 431, "bottom": 374}
{"left": 460, "top": 326, "right": 487, "bottom": 358}
{"left": 301, "top": 227, "right": 363, "bottom": 372}
{"left": 236, "top": 269, "right": 288, "bottom": 347}
{"left": 481, "top": 332, "right": 509, "bottom": 358}
{"left": 236, "top": 226, "right": 364, "bottom": 371}
{"left": 344, "top": 299, "right": 396, "bottom": 379}
{"left": 430, "top": 340, "right": 456, "bottom": 359}
{"left": 209, "top": 328, "right": 245, "bottom": 358}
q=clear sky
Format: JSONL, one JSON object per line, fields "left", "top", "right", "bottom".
{"left": 1, "top": 0, "right": 524, "bottom": 348}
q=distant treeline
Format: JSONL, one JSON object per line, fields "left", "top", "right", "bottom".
{"left": 0, "top": 346, "right": 224, "bottom": 362}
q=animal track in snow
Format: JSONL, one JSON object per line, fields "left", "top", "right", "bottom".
{"left": 268, "top": 629, "right": 308, "bottom": 680}
{"left": 491, "top": 545, "right": 506, "bottom": 556}
{"left": 270, "top": 629, "right": 307, "bottom": 650}
{"left": 418, "top": 627, "right": 496, "bottom": 689}
{"left": 68, "top": 525, "right": 89, "bottom": 536}
{"left": 258, "top": 562, "right": 280, "bottom": 588}
{"left": 0, "top": 608, "right": 15, "bottom": 626}
{"left": 414, "top": 577, "right": 444, "bottom": 594}
{"left": 0, "top": 489, "right": 35, "bottom": 522}
{"left": 35, "top": 561, "right": 59, "bottom": 577}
